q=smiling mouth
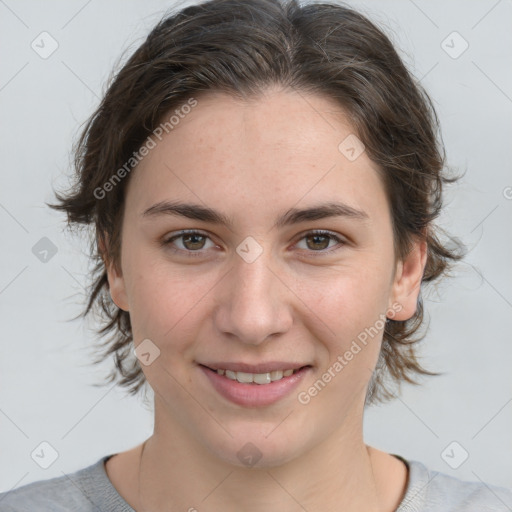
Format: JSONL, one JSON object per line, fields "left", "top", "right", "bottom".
{"left": 200, "top": 364, "right": 312, "bottom": 385}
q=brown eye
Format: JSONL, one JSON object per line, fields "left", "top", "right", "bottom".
{"left": 181, "top": 233, "right": 207, "bottom": 250}
{"left": 305, "top": 233, "right": 331, "bottom": 250}
{"left": 163, "top": 230, "right": 215, "bottom": 255}
{"left": 295, "top": 230, "right": 345, "bottom": 253}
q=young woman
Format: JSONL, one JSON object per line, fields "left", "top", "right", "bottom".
{"left": 1, "top": 0, "right": 510, "bottom": 510}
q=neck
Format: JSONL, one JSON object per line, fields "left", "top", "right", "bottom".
{"left": 136, "top": 403, "right": 384, "bottom": 511}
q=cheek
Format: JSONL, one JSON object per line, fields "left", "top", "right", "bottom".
{"left": 309, "top": 259, "right": 392, "bottom": 329}
{"left": 303, "top": 260, "right": 392, "bottom": 373}
{"left": 122, "top": 247, "right": 219, "bottom": 347}
{"left": 296, "top": 271, "right": 390, "bottom": 422}
{"left": 123, "top": 260, "right": 218, "bottom": 394}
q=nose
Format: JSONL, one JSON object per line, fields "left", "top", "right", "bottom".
{"left": 212, "top": 250, "right": 294, "bottom": 346}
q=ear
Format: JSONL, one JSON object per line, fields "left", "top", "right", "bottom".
{"left": 98, "top": 234, "right": 130, "bottom": 312}
{"left": 388, "top": 237, "right": 427, "bottom": 321}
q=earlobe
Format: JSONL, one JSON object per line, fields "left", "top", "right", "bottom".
{"left": 99, "top": 234, "right": 130, "bottom": 312}
{"left": 106, "top": 262, "right": 130, "bottom": 311}
{"left": 388, "top": 239, "right": 427, "bottom": 321}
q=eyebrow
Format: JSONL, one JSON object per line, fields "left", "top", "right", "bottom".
{"left": 141, "top": 200, "right": 369, "bottom": 229}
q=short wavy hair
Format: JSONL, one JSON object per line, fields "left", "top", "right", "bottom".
{"left": 50, "top": 0, "right": 465, "bottom": 405}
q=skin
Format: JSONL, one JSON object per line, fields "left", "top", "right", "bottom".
{"left": 104, "top": 86, "right": 426, "bottom": 511}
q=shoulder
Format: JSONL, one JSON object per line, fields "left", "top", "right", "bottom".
{"left": 395, "top": 455, "right": 512, "bottom": 512}
{"left": 0, "top": 455, "right": 133, "bottom": 512}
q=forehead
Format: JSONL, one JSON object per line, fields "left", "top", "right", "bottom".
{"left": 126, "top": 88, "right": 389, "bottom": 226}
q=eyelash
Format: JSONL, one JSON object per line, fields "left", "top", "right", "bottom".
{"left": 161, "top": 229, "right": 346, "bottom": 257}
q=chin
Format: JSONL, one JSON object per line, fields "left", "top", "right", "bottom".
{"left": 210, "top": 428, "right": 308, "bottom": 469}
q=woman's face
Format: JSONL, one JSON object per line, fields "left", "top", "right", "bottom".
{"left": 107, "top": 87, "right": 425, "bottom": 467}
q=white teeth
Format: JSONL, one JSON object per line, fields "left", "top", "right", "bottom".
{"left": 215, "top": 367, "right": 302, "bottom": 384}
{"left": 225, "top": 369, "right": 237, "bottom": 380}
{"left": 254, "top": 373, "right": 272, "bottom": 384}
{"left": 236, "top": 371, "right": 253, "bottom": 383}
{"left": 270, "top": 370, "right": 283, "bottom": 381}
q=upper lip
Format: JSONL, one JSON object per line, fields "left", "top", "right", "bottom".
{"left": 199, "top": 362, "right": 311, "bottom": 374}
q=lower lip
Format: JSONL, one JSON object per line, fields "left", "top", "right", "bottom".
{"left": 199, "top": 365, "right": 311, "bottom": 407}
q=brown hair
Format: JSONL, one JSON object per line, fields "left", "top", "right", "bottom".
{"left": 50, "top": 0, "right": 464, "bottom": 405}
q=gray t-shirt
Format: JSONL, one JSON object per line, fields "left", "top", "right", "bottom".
{"left": 1, "top": 454, "right": 511, "bottom": 511}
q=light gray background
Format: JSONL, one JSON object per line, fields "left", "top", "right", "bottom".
{"left": 1, "top": 0, "right": 511, "bottom": 494}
